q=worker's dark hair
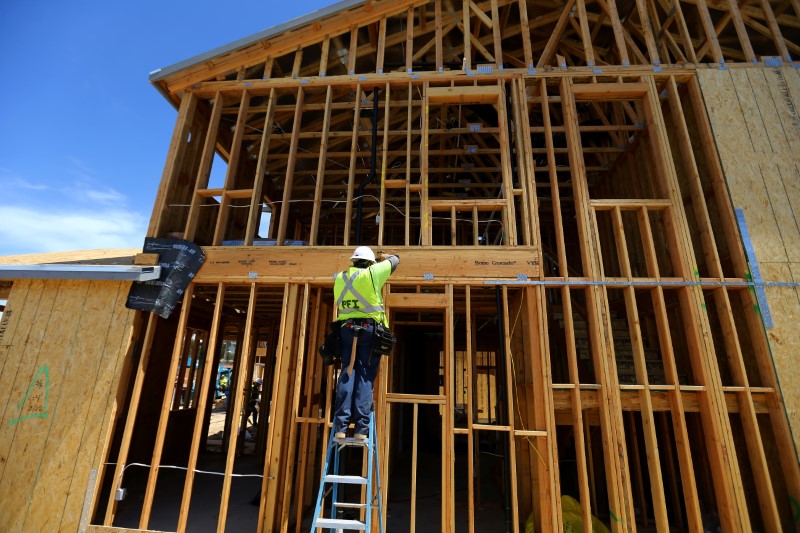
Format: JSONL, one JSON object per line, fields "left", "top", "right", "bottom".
{"left": 353, "top": 259, "right": 372, "bottom": 268}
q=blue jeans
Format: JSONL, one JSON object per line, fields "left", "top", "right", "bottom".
{"left": 334, "top": 322, "right": 380, "bottom": 435}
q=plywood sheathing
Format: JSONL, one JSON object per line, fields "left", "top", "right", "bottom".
{"left": 0, "top": 279, "right": 135, "bottom": 532}
{"left": 698, "top": 67, "right": 800, "bottom": 455}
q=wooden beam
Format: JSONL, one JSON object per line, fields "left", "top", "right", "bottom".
{"left": 576, "top": 0, "right": 597, "bottom": 66}
{"left": 139, "top": 286, "right": 195, "bottom": 529}
{"left": 149, "top": 93, "right": 197, "bottom": 237}
{"left": 537, "top": 0, "right": 577, "bottom": 69}
{"left": 571, "top": 82, "right": 649, "bottom": 100}
{"left": 276, "top": 87, "right": 305, "bottom": 245}
{"left": 726, "top": 0, "right": 757, "bottom": 62}
{"left": 212, "top": 91, "right": 251, "bottom": 245}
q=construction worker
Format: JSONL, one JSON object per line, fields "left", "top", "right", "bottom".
{"left": 332, "top": 246, "right": 399, "bottom": 440}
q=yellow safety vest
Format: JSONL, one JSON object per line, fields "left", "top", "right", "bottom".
{"left": 333, "top": 261, "right": 392, "bottom": 326}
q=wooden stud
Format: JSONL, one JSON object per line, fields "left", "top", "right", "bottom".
{"left": 376, "top": 19, "right": 387, "bottom": 74}
{"left": 726, "top": 0, "right": 757, "bottom": 63}
{"left": 310, "top": 86, "right": 333, "bottom": 245}
{"left": 695, "top": 0, "right": 726, "bottom": 63}
{"left": 343, "top": 84, "right": 363, "bottom": 246}
{"left": 490, "top": 0, "right": 503, "bottom": 69}
{"left": 421, "top": 82, "right": 431, "bottom": 245}
{"left": 184, "top": 93, "right": 224, "bottom": 241}
{"left": 496, "top": 82, "right": 516, "bottom": 245}
{"left": 576, "top": 0, "right": 596, "bottom": 66}
{"left": 463, "top": 0, "right": 472, "bottom": 70}
{"left": 276, "top": 87, "right": 305, "bottom": 245}
{"left": 610, "top": 205, "right": 669, "bottom": 530}
{"left": 319, "top": 37, "right": 330, "bottom": 77}
{"left": 406, "top": 83, "right": 412, "bottom": 245}
{"left": 435, "top": 0, "right": 444, "bottom": 71}
{"left": 292, "top": 47, "right": 303, "bottom": 78}
{"left": 177, "top": 284, "right": 225, "bottom": 532}
{"left": 517, "top": 0, "right": 533, "bottom": 69}
{"left": 139, "top": 286, "right": 195, "bottom": 529}
{"left": 759, "top": 0, "right": 793, "bottom": 61}
{"left": 379, "top": 84, "right": 391, "bottom": 246}
{"left": 244, "top": 88, "right": 277, "bottom": 245}
{"left": 538, "top": 0, "right": 577, "bottom": 69}
{"left": 642, "top": 76, "right": 748, "bottom": 531}
{"left": 213, "top": 91, "right": 251, "bottom": 245}
{"left": 561, "top": 76, "right": 635, "bottom": 528}
{"left": 348, "top": 26, "right": 359, "bottom": 75}
{"left": 149, "top": 92, "right": 198, "bottom": 237}
{"left": 500, "top": 287, "right": 520, "bottom": 532}
{"left": 103, "top": 313, "right": 159, "bottom": 526}
{"left": 257, "top": 284, "right": 299, "bottom": 526}
{"left": 407, "top": 7, "right": 415, "bottom": 72}
{"left": 278, "top": 284, "right": 311, "bottom": 526}
{"left": 217, "top": 284, "right": 257, "bottom": 532}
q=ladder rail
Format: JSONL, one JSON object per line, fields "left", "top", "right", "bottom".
{"left": 311, "top": 412, "right": 383, "bottom": 533}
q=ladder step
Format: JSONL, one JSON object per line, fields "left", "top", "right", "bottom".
{"left": 336, "top": 436, "right": 370, "bottom": 446}
{"left": 314, "top": 518, "right": 366, "bottom": 530}
{"left": 325, "top": 474, "right": 367, "bottom": 485}
{"left": 333, "top": 502, "right": 367, "bottom": 509}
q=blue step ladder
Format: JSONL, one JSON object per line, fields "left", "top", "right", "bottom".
{"left": 310, "top": 413, "right": 383, "bottom": 532}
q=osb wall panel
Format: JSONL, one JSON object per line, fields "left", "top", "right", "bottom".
{"left": 698, "top": 66, "right": 800, "bottom": 453}
{"left": 0, "top": 279, "right": 135, "bottom": 532}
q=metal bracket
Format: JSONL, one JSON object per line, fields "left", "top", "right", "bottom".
{"left": 248, "top": 272, "right": 258, "bottom": 279}
{"left": 423, "top": 273, "right": 435, "bottom": 280}
{"left": 517, "top": 274, "right": 528, "bottom": 281}
{"left": 300, "top": 78, "right": 309, "bottom": 85}
{"left": 764, "top": 56, "right": 783, "bottom": 67}
{"left": 358, "top": 76, "right": 367, "bottom": 82}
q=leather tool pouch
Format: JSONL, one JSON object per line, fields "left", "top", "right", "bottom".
{"left": 318, "top": 321, "right": 343, "bottom": 366}
{"left": 371, "top": 324, "right": 396, "bottom": 356}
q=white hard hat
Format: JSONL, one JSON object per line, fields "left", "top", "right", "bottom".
{"left": 350, "top": 246, "right": 376, "bottom": 263}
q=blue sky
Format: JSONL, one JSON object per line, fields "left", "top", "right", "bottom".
{"left": 0, "top": 0, "right": 332, "bottom": 256}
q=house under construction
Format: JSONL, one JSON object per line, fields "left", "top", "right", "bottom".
{"left": 1, "top": 0, "right": 800, "bottom": 531}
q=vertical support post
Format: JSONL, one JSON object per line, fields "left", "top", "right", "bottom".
{"left": 276, "top": 87, "right": 305, "bottom": 245}
{"left": 216, "top": 283, "right": 257, "bottom": 533}
{"left": 344, "top": 85, "right": 363, "bottom": 246}
{"left": 462, "top": 0, "right": 472, "bottom": 70}
{"left": 103, "top": 313, "right": 159, "bottom": 526}
{"left": 213, "top": 91, "right": 251, "bottom": 245}
{"left": 149, "top": 92, "right": 198, "bottom": 237}
{"left": 177, "top": 284, "right": 225, "bottom": 532}
{"left": 185, "top": 92, "right": 224, "bottom": 242}
{"left": 310, "top": 86, "right": 334, "bottom": 245}
{"left": 139, "top": 285, "right": 195, "bottom": 529}
{"left": 379, "top": 84, "right": 391, "bottom": 246}
{"left": 245, "top": 88, "right": 277, "bottom": 245}
{"left": 421, "top": 82, "right": 431, "bottom": 245}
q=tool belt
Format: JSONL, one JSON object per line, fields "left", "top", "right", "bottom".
{"left": 371, "top": 323, "right": 396, "bottom": 356}
{"left": 319, "top": 319, "right": 396, "bottom": 364}
{"left": 318, "top": 321, "right": 343, "bottom": 366}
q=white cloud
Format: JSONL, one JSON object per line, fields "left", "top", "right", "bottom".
{"left": 84, "top": 188, "right": 126, "bottom": 204}
{"left": 0, "top": 172, "right": 50, "bottom": 191}
{"left": 0, "top": 206, "right": 147, "bottom": 256}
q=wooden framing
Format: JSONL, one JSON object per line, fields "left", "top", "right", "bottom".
{"left": 2, "top": 2, "right": 796, "bottom": 533}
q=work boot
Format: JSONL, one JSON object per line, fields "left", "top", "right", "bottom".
{"left": 334, "top": 432, "right": 347, "bottom": 440}
{"left": 354, "top": 433, "right": 367, "bottom": 441}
